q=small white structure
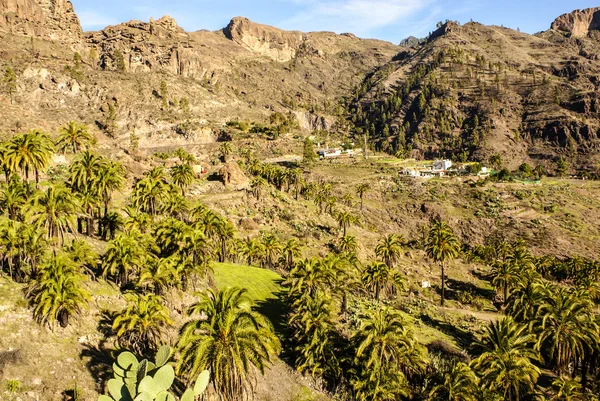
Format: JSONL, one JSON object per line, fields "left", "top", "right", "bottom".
{"left": 52, "top": 154, "right": 68, "bottom": 165}
{"left": 421, "top": 281, "right": 431, "bottom": 289}
{"left": 433, "top": 159, "right": 452, "bottom": 171}
{"left": 317, "top": 148, "right": 342, "bottom": 159}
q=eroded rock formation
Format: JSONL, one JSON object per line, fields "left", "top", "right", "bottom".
{"left": 551, "top": 7, "right": 600, "bottom": 37}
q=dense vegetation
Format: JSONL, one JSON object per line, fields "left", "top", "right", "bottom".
{"left": 0, "top": 122, "right": 599, "bottom": 401}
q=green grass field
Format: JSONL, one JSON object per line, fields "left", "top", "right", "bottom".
{"left": 213, "top": 262, "right": 283, "bottom": 302}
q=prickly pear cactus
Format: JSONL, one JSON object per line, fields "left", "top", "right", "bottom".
{"left": 98, "top": 345, "right": 209, "bottom": 401}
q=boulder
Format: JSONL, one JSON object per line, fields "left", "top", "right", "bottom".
{"left": 218, "top": 162, "right": 250, "bottom": 190}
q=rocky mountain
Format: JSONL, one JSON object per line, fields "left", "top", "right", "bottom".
{"left": 0, "top": 0, "right": 81, "bottom": 42}
{"left": 0, "top": 0, "right": 398, "bottom": 151}
{"left": 0, "top": 1, "right": 599, "bottom": 172}
{"left": 551, "top": 7, "right": 600, "bottom": 37}
{"left": 347, "top": 12, "right": 600, "bottom": 171}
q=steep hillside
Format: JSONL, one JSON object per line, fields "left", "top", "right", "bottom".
{"left": 0, "top": 2, "right": 399, "bottom": 154}
{"left": 348, "top": 11, "right": 600, "bottom": 172}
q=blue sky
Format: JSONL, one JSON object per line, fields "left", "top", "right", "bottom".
{"left": 71, "top": 0, "right": 599, "bottom": 43}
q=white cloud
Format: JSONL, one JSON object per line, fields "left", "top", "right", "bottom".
{"left": 279, "top": 0, "right": 433, "bottom": 37}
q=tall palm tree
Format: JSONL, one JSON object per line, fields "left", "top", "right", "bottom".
{"left": 56, "top": 120, "right": 93, "bottom": 154}
{"left": 241, "top": 237, "right": 264, "bottom": 266}
{"left": 112, "top": 293, "right": 173, "bottom": 356}
{"left": 281, "top": 238, "right": 302, "bottom": 270}
{"left": 375, "top": 234, "right": 404, "bottom": 269}
{"left": 351, "top": 308, "right": 425, "bottom": 401}
{"left": 131, "top": 171, "right": 170, "bottom": 216}
{"left": 96, "top": 160, "right": 125, "bottom": 229}
{"left": 505, "top": 279, "right": 548, "bottom": 323}
{"left": 5, "top": 130, "right": 54, "bottom": 191}
{"left": 361, "top": 261, "right": 404, "bottom": 301}
{"left": 425, "top": 220, "right": 460, "bottom": 306}
{"left": 429, "top": 362, "right": 479, "bottom": 401}
{"left": 215, "top": 219, "right": 236, "bottom": 263}
{"left": 335, "top": 210, "right": 358, "bottom": 237}
{"left": 26, "top": 184, "right": 80, "bottom": 245}
{"left": 471, "top": 317, "right": 540, "bottom": 401}
{"left": 26, "top": 252, "right": 89, "bottom": 329}
{"left": 250, "top": 177, "right": 266, "bottom": 201}
{"left": 491, "top": 261, "right": 520, "bottom": 303}
{"left": 261, "top": 233, "right": 281, "bottom": 269}
{"left": 177, "top": 287, "right": 280, "bottom": 401}
{"left": 356, "top": 183, "right": 370, "bottom": 211}
{"left": 171, "top": 163, "right": 195, "bottom": 196}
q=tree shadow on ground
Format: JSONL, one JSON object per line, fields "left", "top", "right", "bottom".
{"left": 470, "top": 268, "right": 492, "bottom": 282}
{"left": 444, "top": 277, "right": 496, "bottom": 301}
{"left": 420, "top": 313, "right": 478, "bottom": 350}
{"left": 80, "top": 341, "right": 114, "bottom": 393}
{"left": 254, "top": 281, "right": 294, "bottom": 362}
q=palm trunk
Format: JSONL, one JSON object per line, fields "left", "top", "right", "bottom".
{"left": 441, "top": 261, "right": 446, "bottom": 306}
{"left": 35, "top": 170, "right": 40, "bottom": 189}
{"left": 375, "top": 283, "right": 380, "bottom": 300}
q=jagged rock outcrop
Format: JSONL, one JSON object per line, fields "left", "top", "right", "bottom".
{"left": 86, "top": 16, "right": 208, "bottom": 77}
{"left": 551, "top": 7, "right": 600, "bottom": 37}
{"left": 223, "top": 17, "right": 304, "bottom": 62}
{"left": 399, "top": 36, "right": 424, "bottom": 47}
{"left": 0, "top": 0, "right": 82, "bottom": 41}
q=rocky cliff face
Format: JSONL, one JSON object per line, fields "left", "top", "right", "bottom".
{"left": 223, "top": 17, "right": 305, "bottom": 62}
{"left": 85, "top": 16, "right": 209, "bottom": 77}
{"left": 0, "top": 0, "right": 81, "bottom": 41}
{"left": 551, "top": 7, "right": 600, "bottom": 37}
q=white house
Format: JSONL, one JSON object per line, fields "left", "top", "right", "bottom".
{"left": 433, "top": 159, "right": 452, "bottom": 171}
{"left": 317, "top": 148, "right": 342, "bottom": 159}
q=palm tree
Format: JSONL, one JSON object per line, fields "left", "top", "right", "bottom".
{"left": 101, "top": 231, "right": 148, "bottom": 286}
{"left": 250, "top": 177, "right": 266, "bottom": 201}
{"left": 351, "top": 308, "right": 425, "bottom": 401}
{"left": 291, "top": 168, "right": 303, "bottom": 200}
{"left": 219, "top": 141, "right": 233, "bottom": 162}
{"left": 471, "top": 317, "right": 540, "bottom": 401}
{"left": 68, "top": 150, "right": 105, "bottom": 194}
{"left": 549, "top": 377, "right": 586, "bottom": 401}
{"left": 429, "top": 362, "right": 479, "bottom": 401}
{"left": 138, "top": 257, "right": 177, "bottom": 296}
{"left": 26, "top": 184, "right": 80, "bottom": 245}
{"left": 131, "top": 170, "right": 170, "bottom": 215}
{"left": 5, "top": 130, "right": 54, "bottom": 191}
{"left": 56, "top": 120, "right": 93, "bottom": 154}
{"left": 171, "top": 163, "right": 195, "bottom": 196}
{"left": 26, "top": 252, "right": 89, "bottom": 329}
{"left": 0, "top": 178, "right": 27, "bottom": 220}
{"left": 0, "top": 218, "right": 22, "bottom": 280}
{"left": 65, "top": 239, "right": 98, "bottom": 275}
{"left": 177, "top": 287, "right": 280, "bottom": 401}
{"left": 241, "top": 237, "right": 264, "bottom": 266}
{"left": 505, "top": 279, "right": 548, "bottom": 323}
{"left": 287, "top": 258, "right": 334, "bottom": 298}
{"left": 335, "top": 210, "right": 358, "bottom": 237}
{"left": 533, "top": 288, "right": 597, "bottom": 376}
{"left": 281, "top": 238, "right": 302, "bottom": 270}
{"left": 96, "top": 160, "right": 125, "bottom": 229}
{"left": 375, "top": 234, "right": 404, "bottom": 269}
{"left": 425, "top": 220, "right": 460, "bottom": 306}
{"left": 261, "top": 233, "right": 281, "bottom": 269}
{"left": 338, "top": 235, "right": 358, "bottom": 254}
{"left": 288, "top": 293, "right": 339, "bottom": 378}
{"left": 356, "top": 183, "right": 370, "bottom": 210}
{"left": 361, "top": 261, "right": 404, "bottom": 301}
{"left": 491, "top": 261, "right": 520, "bottom": 303}
{"left": 112, "top": 293, "right": 173, "bottom": 356}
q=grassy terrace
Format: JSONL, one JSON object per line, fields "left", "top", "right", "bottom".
{"left": 214, "top": 262, "right": 283, "bottom": 302}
